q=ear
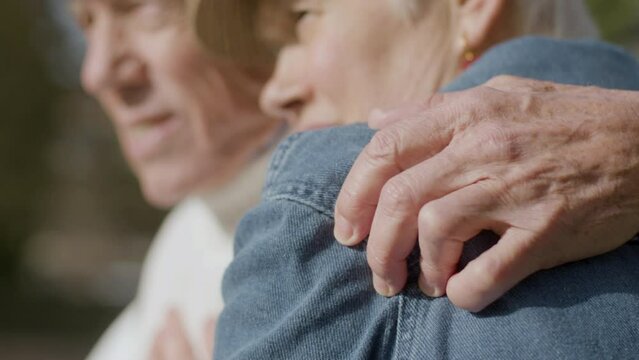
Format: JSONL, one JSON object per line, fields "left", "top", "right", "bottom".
{"left": 458, "top": 0, "right": 506, "bottom": 50}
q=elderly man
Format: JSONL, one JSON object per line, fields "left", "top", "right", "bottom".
{"left": 70, "top": 0, "right": 282, "bottom": 358}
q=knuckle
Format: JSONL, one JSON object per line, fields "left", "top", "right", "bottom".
{"left": 485, "top": 75, "right": 550, "bottom": 93}
{"left": 421, "top": 93, "right": 446, "bottom": 108}
{"left": 366, "top": 129, "right": 403, "bottom": 166}
{"left": 418, "top": 204, "right": 451, "bottom": 239}
{"left": 467, "top": 257, "right": 503, "bottom": 291}
{"left": 379, "top": 177, "right": 418, "bottom": 216}
{"left": 474, "top": 126, "right": 521, "bottom": 161}
{"left": 475, "top": 178, "right": 512, "bottom": 207}
{"left": 420, "top": 257, "right": 447, "bottom": 278}
{"left": 367, "top": 246, "right": 395, "bottom": 272}
{"left": 336, "top": 184, "right": 363, "bottom": 214}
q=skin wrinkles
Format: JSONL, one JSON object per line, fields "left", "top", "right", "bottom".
{"left": 73, "top": 0, "right": 282, "bottom": 358}
{"left": 259, "top": 0, "right": 522, "bottom": 303}
{"left": 330, "top": 67, "right": 639, "bottom": 311}
{"left": 74, "top": 0, "right": 280, "bottom": 208}
{"left": 260, "top": 0, "right": 456, "bottom": 131}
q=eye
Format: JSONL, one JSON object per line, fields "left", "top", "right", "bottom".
{"left": 292, "top": 9, "right": 310, "bottom": 23}
{"left": 76, "top": 12, "right": 94, "bottom": 31}
{"left": 71, "top": 3, "right": 94, "bottom": 32}
{"left": 290, "top": 2, "right": 319, "bottom": 42}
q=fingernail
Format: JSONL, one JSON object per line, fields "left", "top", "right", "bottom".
{"left": 419, "top": 277, "right": 445, "bottom": 298}
{"left": 373, "top": 275, "right": 394, "bottom": 297}
{"left": 334, "top": 217, "right": 355, "bottom": 245}
{"left": 368, "top": 108, "right": 386, "bottom": 123}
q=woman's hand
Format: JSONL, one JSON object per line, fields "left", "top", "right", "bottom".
{"left": 334, "top": 75, "right": 639, "bottom": 312}
{"left": 148, "top": 309, "right": 216, "bottom": 360}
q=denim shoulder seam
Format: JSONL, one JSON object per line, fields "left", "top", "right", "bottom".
{"left": 265, "top": 193, "right": 335, "bottom": 221}
{"left": 264, "top": 132, "right": 305, "bottom": 188}
{"left": 264, "top": 181, "right": 339, "bottom": 218}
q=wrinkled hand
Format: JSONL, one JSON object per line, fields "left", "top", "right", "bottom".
{"left": 148, "top": 308, "right": 216, "bottom": 360}
{"left": 334, "top": 75, "right": 639, "bottom": 312}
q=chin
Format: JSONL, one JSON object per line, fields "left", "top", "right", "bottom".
{"left": 142, "top": 187, "right": 183, "bottom": 209}
{"left": 138, "top": 175, "right": 190, "bottom": 210}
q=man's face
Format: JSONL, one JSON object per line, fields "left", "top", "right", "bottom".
{"left": 74, "top": 0, "right": 280, "bottom": 208}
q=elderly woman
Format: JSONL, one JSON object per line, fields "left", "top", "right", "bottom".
{"left": 72, "top": 0, "right": 282, "bottom": 359}
{"left": 197, "top": 0, "right": 639, "bottom": 358}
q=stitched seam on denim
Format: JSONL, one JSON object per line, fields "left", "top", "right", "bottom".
{"left": 266, "top": 194, "right": 335, "bottom": 221}
{"left": 264, "top": 132, "right": 304, "bottom": 189}
{"left": 398, "top": 293, "right": 421, "bottom": 360}
{"left": 265, "top": 182, "right": 339, "bottom": 218}
{"left": 376, "top": 295, "right": 399, "bottom": 360}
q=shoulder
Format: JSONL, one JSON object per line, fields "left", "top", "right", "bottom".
{"left": 445, "top": 36, "right": 639, "bottom": 92}
{"left": 263, "top": 124, "right": 376, "bottom": 217}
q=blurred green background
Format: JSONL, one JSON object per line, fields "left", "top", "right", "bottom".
{"left": 0, "top": 0, "right": 637, "bottom": 359}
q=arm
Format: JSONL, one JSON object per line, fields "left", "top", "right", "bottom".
{"left": 334, "top": 37, "right": 639, "bottom": 311}
{"left": 216, "top": 125, "right": 639, "bottom": 359}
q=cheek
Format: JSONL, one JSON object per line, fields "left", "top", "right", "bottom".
{"left": 306, "top": 34, "right": 352, "bottom": 115}
{"left": 156, "top": 41, "right": 228, "bottom": 135}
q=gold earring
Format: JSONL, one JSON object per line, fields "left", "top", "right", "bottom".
{"left": 460, "top": 33, "right": 476, "bottom": 69}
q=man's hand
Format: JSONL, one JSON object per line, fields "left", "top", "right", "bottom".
{"left": 334, "top": 76, "right": 639, "bottom": 312}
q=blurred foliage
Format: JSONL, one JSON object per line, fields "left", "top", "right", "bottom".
{"left": 588, "top": 0, "right": 639, "bottom": 44}
{"left": 0, "top": 0, "right": 55, "bottom": 285}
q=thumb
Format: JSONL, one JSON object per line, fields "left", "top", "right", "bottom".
{"left": 446, "top": 228, "right": 541, "bottom": 312}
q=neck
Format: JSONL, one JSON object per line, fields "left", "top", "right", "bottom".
{"left": 196, "top": 149, "right": 274, "bottom": 235}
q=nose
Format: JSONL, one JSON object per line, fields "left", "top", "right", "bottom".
{"left": 81, "top": 17, "right": 146, "bottom": 102}
{"left": 260, "top": 46, "right": 312, "bottom": 125}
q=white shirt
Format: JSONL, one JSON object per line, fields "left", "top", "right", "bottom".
{"left": 87, "top": 154, "right": 270, "bottom": 360}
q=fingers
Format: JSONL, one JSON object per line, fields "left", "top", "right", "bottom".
{"left": 148, "top": 309, "right": 196, "bottom": 360}
{"left": 416, "top": 183, "right": 501, "bottom": 298}
{"left": 446, "top": 227, "right": 541, "bottom": 312}
{"left": 203, "top": 317, "right": 217, "bottom": 358}
{"left": 334, "top": 100, "right": 462, "bottom": 246}
{"left": 365, "top": 144, "right": 486, "bottom": 296}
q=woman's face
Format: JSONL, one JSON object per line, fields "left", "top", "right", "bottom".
{"left": 260, "top": 0, "right": 456, "bottom": 131}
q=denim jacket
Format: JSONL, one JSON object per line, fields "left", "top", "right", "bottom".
{"left": 215, "top": 37, "right": 639, "bottom": 360}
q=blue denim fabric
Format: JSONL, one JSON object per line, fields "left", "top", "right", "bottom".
{"left": 215, "top": 37, "right": 639, "bottom": 359}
